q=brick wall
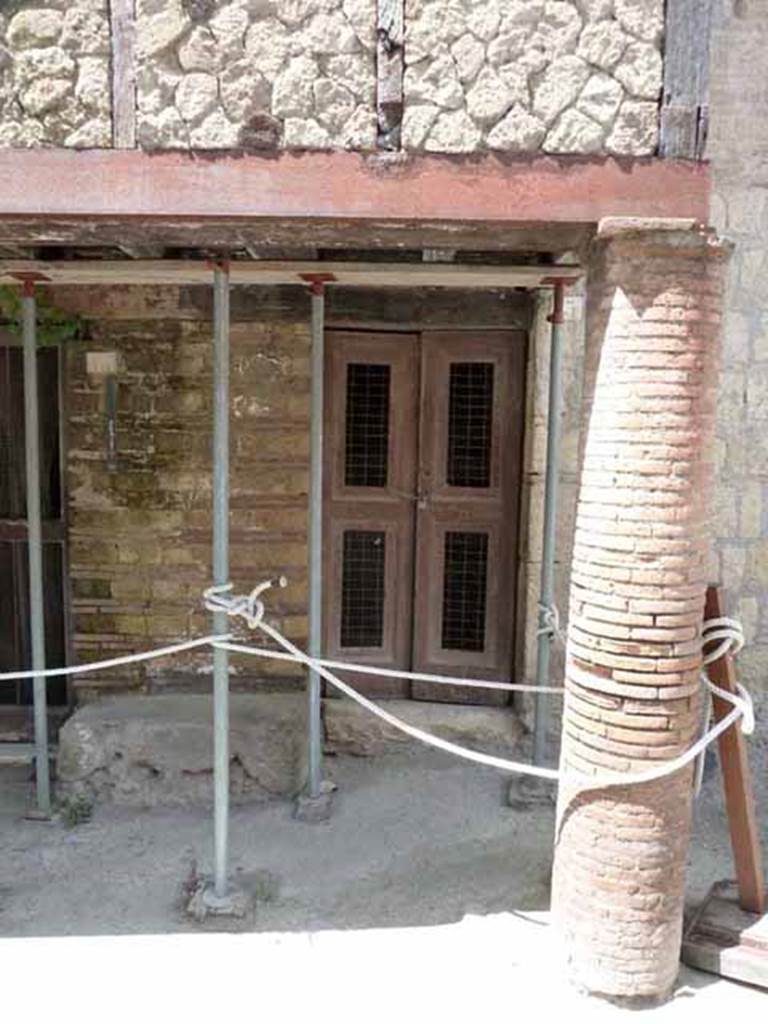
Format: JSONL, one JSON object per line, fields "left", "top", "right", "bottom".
{"left": 58, "top": 284, "right": 540, "bottom": 705}
{"left": 63, "top": 289, "right": 311, "bottom": 701}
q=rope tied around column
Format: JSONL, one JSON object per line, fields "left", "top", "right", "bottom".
{"left": 0, "top": 578, "right": 755, "bottom": 788}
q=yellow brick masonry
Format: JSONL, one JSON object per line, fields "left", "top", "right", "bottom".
{"left": 552, "top": 224, "right": 731, "bottom": 1001}
{"left": 66, "top": 314, "right": 311, "bottom": 698}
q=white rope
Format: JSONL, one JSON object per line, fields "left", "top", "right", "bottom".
{"left": 537, "top": 602, "right": 566, "bottom": 646}
{"left": 702, "top": 616, "right": 745, "bottom": 665}
{"left": 693, "top": 688, "right": 712, "bottom": 798}
{"left": 0, "top": 576, "right": 753, "bottom": 792}
{"left": 218, "top": 641, "right": 563, "bottom": 694}
{"left": 238, "top": 624, "right": 561, "bottom": 781}
{"left": 0, "top": 635, "right": 227, "bottom": 682}
{"left": 205, "top": 578, "right": 563, "bottom": 693}
{"left": 203, "top": 579, "right": 281, "bottom": 630}
{"left": 213, "top": 603, "right": 754, "bottom": 790}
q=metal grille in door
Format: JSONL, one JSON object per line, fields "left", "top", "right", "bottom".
{"left": 340, "top": 530, "right": 386, "bottom": 648}
{"left": 441, "top": 531, "right": 488, "bottom": 652}
{"left": 446, "top": 362, "right": 494, "bottom": 488}
{"left": 344, "top": 363, "right": 391, "bottom": 487}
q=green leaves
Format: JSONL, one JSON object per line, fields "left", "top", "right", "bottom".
{"left": 0, "top": 284, "right": 83, "bottom": 345}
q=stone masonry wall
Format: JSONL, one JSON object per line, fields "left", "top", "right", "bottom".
{"left": 54, "top": 285, "right": 558, "bottom": 709}
{"left": 708, "top": 2, "right": 768, "bottom": 691}
{"left": 402, "top": 0, "right": 663, "bottom": 154}
{"left": 0, "top": 0, "right": 112, "bottom": 148}
{"left": 0, "top": 0, "right": 664, "bottom": 155}
{"left": 60, "top": 287, "right": 312, "bottom": 701}
{"left": 136, "top": 0, "right": 377, "bottom": 150}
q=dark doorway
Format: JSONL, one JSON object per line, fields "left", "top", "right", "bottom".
{"left": 0, "top": 345, "right": 67, "bottom": 708}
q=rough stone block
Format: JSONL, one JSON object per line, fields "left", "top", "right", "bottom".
{"left": 57, "top": 693, "right": 308, "bottom": 806}
{"left": 323, "top": 697, "right": 524, "bottom": 757}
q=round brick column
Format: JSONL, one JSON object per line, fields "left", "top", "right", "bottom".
{"left": 552, "top": 223, "right": 731, "bottom": 1002}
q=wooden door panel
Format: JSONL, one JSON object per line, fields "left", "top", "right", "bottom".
{"left": 323, "top": 331, "right": 419, "bottom": 695}
{"left": 326, "top": 332, "right": 418, "bottom": 507}
{"left": 412, "top": 331, "right": 526, "bottom": 703}
{"left": 325, "top": 514, "right": 413, "bottom": 697}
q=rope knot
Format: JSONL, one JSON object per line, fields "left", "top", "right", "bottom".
{"left": 537, "top": 602, "right": 565, "bottom": 645}
{"left": 203, "top": 577, "right": 287, "bottom": 630}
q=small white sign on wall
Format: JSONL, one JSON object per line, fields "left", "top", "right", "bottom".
{"left": 85, "top": 351, "right": 120, "bottom": 377}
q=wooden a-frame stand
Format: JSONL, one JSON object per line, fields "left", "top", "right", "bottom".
{"left": 681, "top": 585, "right": 767, "bottom": 988}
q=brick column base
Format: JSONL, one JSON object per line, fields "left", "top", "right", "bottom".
{"left": 552, "top": 222, "right": 731, "bottom": 1001}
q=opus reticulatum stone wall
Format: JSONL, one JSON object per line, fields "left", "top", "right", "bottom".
{"left": 0, "top": 0, "right": 112, "bottom": 148}
{"left": 402, "top": 0, "right": 663, "bottom": 155}
{"left": 136, "top": 0, "right": 377, "bottom": 151}
{"left": 0, "top": 0, "right": 663, "bottom": 154}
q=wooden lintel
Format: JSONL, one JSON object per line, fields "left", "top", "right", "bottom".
{"left": 376, "top": 0, "right": 405, "bottom": 149}
{"left": 0, "top": 217, "right": 593, "bottom": 255}
{"left": 110, "top": 0, "right": 136, "bottom": 150}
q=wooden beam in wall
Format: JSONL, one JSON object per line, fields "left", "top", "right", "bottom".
{"left": 660, "top": 0, "right": 715, "bottom": 159}
{"left": 377, "top": 0, "right": 405, "bottom": 150}
{"left": 110, "top": 0, "right": 137, "bottom": 149}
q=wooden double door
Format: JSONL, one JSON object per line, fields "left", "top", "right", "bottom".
{"left": 323, "top": 329, "right": 525, "bottom": 704}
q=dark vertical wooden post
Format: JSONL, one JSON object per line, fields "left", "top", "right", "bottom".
{"left": 377, "top": 0, "right": 404, "bottom": 150}
{"left": 704, "top": 585, "right": 765, "bottom": 914}
{"left": 660, "top": 0, "right": 715, "bottom": 159}
{"left": 111, "top": 0, "right": 137, "bottom": 149}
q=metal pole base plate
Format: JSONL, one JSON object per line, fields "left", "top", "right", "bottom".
{"left": 22, "top": 808, "right": 54, "bottom": 822}
{"left": 294, "top": 780, "right": 336, "bottom": 823}
{"left": 186, "top": 879, "right": 253, "bottom": 923}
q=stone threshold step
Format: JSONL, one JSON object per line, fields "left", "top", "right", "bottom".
{"left": 323, "top": 697, "right": 525, "bottom": 757}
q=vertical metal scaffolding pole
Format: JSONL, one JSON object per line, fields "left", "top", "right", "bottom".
{"left": 307, "top": 282, "right": 325, "bottom": 799}
{"left": 533, "top": 280, "right": 566, "bottom": 768}
{"left": 21, "top": 282, "right": 51, "bottom": 814}
{"left": 212, "top": 263, "right": 230, "bottom": 897}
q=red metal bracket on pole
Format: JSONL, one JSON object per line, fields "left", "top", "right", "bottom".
{"left": 206, "top": 258, "right": 231, "bottom": 273}
{"left": 8, "top": 271, "right": 50, "bottom": 296}
{"left": 299, "top": 272, "right": 336, "bottom": 295}
{"left": 541, "top": 276, "right": 571, "bottom": 325}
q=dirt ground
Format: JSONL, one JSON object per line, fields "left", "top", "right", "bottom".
{"left": 1, "top": 710, "right": 766, "bottom": 1020}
